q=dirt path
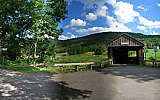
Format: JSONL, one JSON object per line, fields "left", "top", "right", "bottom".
{"left": 1, "top": 65, "right": 160, "bottom": 100}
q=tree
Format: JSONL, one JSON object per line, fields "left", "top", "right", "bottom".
{"left": 27, "top": 0, "right": 68, "bottom": 65}
{"left": 94, "top": 44, "right": 107, "bottom": 55}
{"left": 0, "top": 0, "right": 68, "bottom": 65}
{"left": 0, "top": 0, "right": 34, "bottom": 62}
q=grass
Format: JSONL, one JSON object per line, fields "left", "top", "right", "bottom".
{"left": 145, "top": 62, "right": 160, "bottom": 67}
{"left": 2, "top": 49, "right": 160, "bottom": 73}
{"left": 144, "top": 49, "right": 160, "bottom": 67}
{"left": 0, "top": 65, "right": 41, "bottom": 73}
{"left": 56, "top": 52, "right": 107, "bottom": 63}
{"left": 0, "top": 65, "right": 61, "bottom": 73}
{"left": 0, "top": 64, "right": 105, "bottom": 73}
{"left": 145, "top": 49, "right": 160, "bottom": 60}
{"left": 0, "top": 52, "right": 107, "bottom": 73}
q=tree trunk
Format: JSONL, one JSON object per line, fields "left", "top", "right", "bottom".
{"left": 0, "top": 38, "right": 2, "bottom": 54}
{"left": 27, "top": 55, "right": 30, "bottom": 64}
{"left": 0, "top": 38, "right": 2, "bottom": 64}
{"left": 34, "top": 40, "right": 38, "bottom": 67}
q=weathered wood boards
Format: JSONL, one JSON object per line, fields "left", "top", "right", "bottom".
{"left": 108, "top": 34, "right": 144, "bottom": 47}
{"left": 108, "top": 34, "right": 144, "bottom": 64}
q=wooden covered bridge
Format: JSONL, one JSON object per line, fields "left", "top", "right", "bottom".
{"left": 108, "top": 34, "right": 144, "bottom": 65}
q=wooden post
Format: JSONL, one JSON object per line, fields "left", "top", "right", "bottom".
{"left": 99, "top": 63, "right": 102, "bottom": 68}
{"left": 89, "top": 64, "right": 93, "bottom": 70}
{"left": 152, "top": 61, "right": 155, "bottom": 67}
{"left": 76, "top": 65, "right": 79, "bottom": 71}
{"left": 60, "top": 66, "right": 63, "bottom": 72}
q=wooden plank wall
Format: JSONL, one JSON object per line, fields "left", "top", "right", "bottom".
{"left": 108, "top": 35, "right": 143, "bottom": 47}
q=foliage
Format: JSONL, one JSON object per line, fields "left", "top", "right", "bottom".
{"left": 0, "top": 0, "right": 68, "bottom": 65}
{"left": 56, "top": 32, "right": 160, "bottom": 54}
{"left": 67, "top": 44, "right": 86, "bottom": 55}
{"left": 0, "top": 0, "right": 34, "bottom": 62}
{"left": 94, "top": 44, "right": 107, "bottom": 55}
{"left": 128, "top": 51, "right": 136, "bottom": 57}
{"left": 56, "top": 52, "right": 107, "bottom": 63}
{"left": 144, "top": 49, "right": 160, "bottom": 60}
{"left": 25, "top": 0, "right": 68, "bottom": 65}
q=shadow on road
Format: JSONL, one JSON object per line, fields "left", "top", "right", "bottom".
{"left": 96, "top": 65, "right": 160, "bottom": 82}
{"left": 55, "top": 81, "right": 92, "bottom": 100}
{"left": 0, "top": 70, "right": 92, "bottom": 100}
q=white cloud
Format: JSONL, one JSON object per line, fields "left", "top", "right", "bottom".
{"left": 67, "top": 0, "right": 116, "bottom": 9}
{"left": 106, "top": 16, "right": 132, "bottom": 31}
{"left": 95, "top": 6, "right": 108, "bottom": 17}
{"left": 150, "top": 32, "right": 158, "bottom": 35}
{"left": 137, "top": 6, "right": 145, "bottom": 10}
{"left": 106, "top": 16, "right": 117, "bottom": 27}
{"left": 58, "top": 35, "right": 69, "bottom": 40}
{"left": 115, "top": 1, "right": 139, "bottom": 23}
{"left": 76, "top": 27, "right": 106, "bottom": 33}
{"left": 76, "top": 26, "right": 131, "bottom": 34}
{"left": 66, "top": 32, "right": 77, "bottom": 38}
{"left": 157, "top": 3, "right": 160, "bottom": 7}
{"left": 59, "top": 33, "right": 77, "bottom": 40}
{"left": 65, "top": 19, "right": 86, "bottom": 28}
{"left": 137, "top": 25, "right": 148, "bottom": 32}
{"left": 77, "top": 15, "right": 132, "bottom": 34}
{"left": 71, "top": 34, "right": 77, "bottom": 38}
{"left": 139, "top": 16, "right": 160, "bottom": 28}
{"left": 107, "top": 0, "right": 116, "bottom": 7}
{"left": 86, "top": 13, "right": 97, "bottom": 21}
{"left": 85, "top": 5, "right": 108, "bottom": 21}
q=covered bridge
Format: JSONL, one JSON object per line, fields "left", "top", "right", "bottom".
{"left": 108, "top": 34, "right": 144, "bottom": 64}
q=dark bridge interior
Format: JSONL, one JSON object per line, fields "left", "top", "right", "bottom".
{"left": 112, "top": 46, "right": 140, "bottom": 64}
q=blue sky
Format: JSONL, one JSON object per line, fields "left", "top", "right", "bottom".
{"left": 59, "top": 0, "right": 160, "bottom": 40}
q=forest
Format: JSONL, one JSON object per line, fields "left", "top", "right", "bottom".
{"left": 56, "top": 32, "right": 160, "bottom": 56}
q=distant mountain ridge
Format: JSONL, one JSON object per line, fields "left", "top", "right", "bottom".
{"left": 56, "top": 32, "right": 160, "bottom": 53}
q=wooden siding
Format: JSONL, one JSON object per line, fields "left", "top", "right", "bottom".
{"left": 108, "top": 34, "right": 144, "bottom": 47}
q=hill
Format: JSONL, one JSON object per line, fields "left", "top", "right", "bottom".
{"left": 56, "top": 32, "right": 160, "bottom": 53}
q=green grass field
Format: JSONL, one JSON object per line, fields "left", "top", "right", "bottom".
{"left": 55, "top": 52, "right": 107, "bottom": 63}
{"left": 0, "top": 52, "right": 107, "bottom": 73}
{"left": 144, "top": 49, "right": 160, "bottom": 67}
{"left": 144, "top": 49, "right": 160, "bottom": 60}
{"left": 1, "top": 49, "right": 160, "bottom": 73}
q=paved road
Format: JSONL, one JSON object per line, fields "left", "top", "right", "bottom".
{"left": 1, "top": 66, "right": 160, "bottom": 100}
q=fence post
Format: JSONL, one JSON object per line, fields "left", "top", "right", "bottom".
{"left": 76, "top": 65, "right": 79, "bottom": 71}
{"left": 152, "top": 61, "right": 155, "bottom": 67}
{"left": 60, "top": 66, "right": 63, "bottom": 72}
{"left": 90, "top": 65, "right": 93, "bottom": 70}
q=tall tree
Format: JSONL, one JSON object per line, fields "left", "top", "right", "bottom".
{"left": 0, "top": 0, "right": 34, "bottom": 61}
{"left": 27, "top": 0, "right": 68, "bottom": 65}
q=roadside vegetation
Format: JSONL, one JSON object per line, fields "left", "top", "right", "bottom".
{"left": 0, "top": 1, "right": 160, "bottom": 73}
{"left": 144, "top": 49, "right": 160, "bottom": 67}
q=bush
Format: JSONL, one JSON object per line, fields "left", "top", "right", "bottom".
{"left": 67, "top": 44, "right": 87, "bottom": 55}
{"left": 149, "top": 56, "right": 155, "bottom": 60}
{"left": 94, "top": 44, "right": 107, "bottom": 55}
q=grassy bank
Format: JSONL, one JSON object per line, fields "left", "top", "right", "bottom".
{"left": 145, "top": 49, "right": 160, "bottom": 60}
{"left": 55, "top": 52, "right": 107, "bottom": 63}
{"left": 0, "top": 63, "right": 105, "bottom": 73}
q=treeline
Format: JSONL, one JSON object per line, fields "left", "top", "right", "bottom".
{"left": 63, "top": 43, "right": 107, "bottom": 55}
{"left": 3, "top": 38, "right": 56, "bottom": 64}
{"left": 56, "top": 32, "right": 160, "bottom": 55}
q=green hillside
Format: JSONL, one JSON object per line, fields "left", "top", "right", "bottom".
{"left": 56, "top": 32, "right": 160, "bottom": 53}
